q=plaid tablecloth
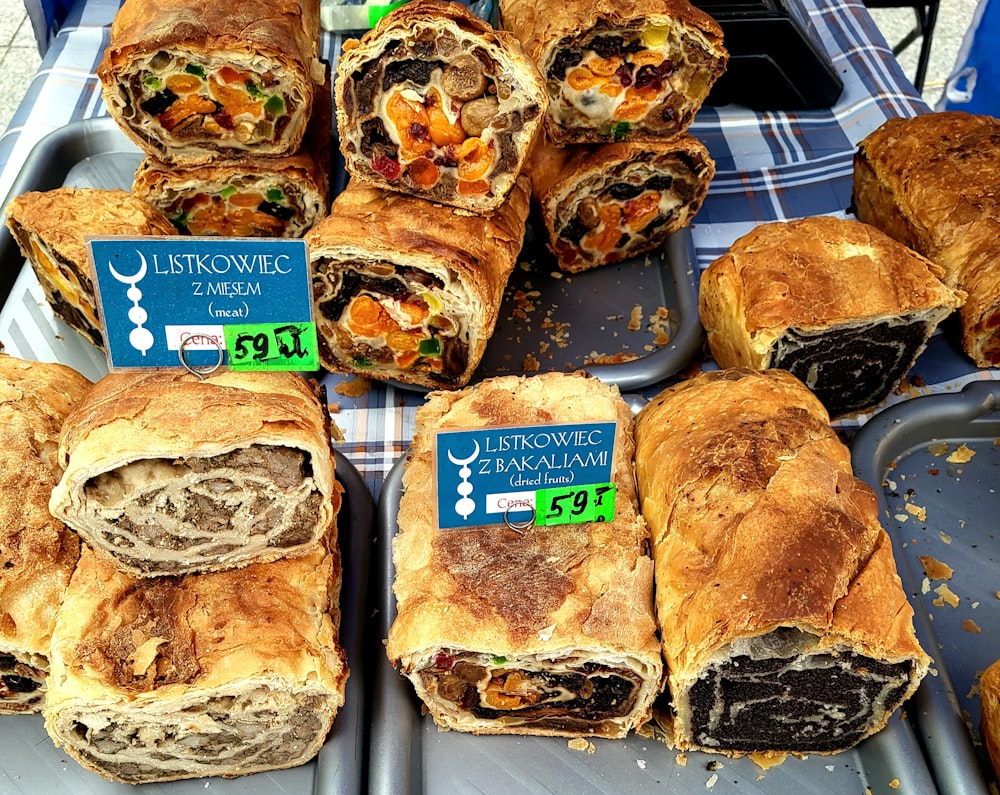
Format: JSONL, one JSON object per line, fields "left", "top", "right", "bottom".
{"left": 0, "top": 0, "right": 995, "bottom": 499}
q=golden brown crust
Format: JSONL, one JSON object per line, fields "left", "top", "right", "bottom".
{"left": 982, "top": 659, "right": 1000, "bottom": 780}
{"left": 43, "top": 538, "right": 347, "bottom": 783}
{"left": 0, "top": 353, "right": 92, "bottom": 713}
{"left": 387, "top": 371, "right": 663, "bottom": 738}
{"left": 50, "top": 369, "right": 339, "bottom": 576}
{"left": 852, "top": 111, "right": 1000, "bottom": 366}
{"left": 335, "top": 0, "right": 547, "bottom": 213}
{"left": 5, "top": 188, "right": 178, "bottom": 349}
{"left": 99, "top": 0, "right": 324, "bottom": 164}
{"left": 307, "top": 176, "right": 530, "bottom": 388}
{"left": 500, "top": 0, "right": 726, "bottom": 144}
{"left": 530, "top": 132, "right": 714, "bottom": 271}
{"left": 633, "top": 368, "right": 930, "bottom": 754}
{"left": 699, "top": 215, "right": 965, "bottom": 368}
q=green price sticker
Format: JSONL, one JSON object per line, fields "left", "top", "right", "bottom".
{"left": 535, "top": 483, "right": 616, "bottom": 527}
{"left": 224, "top": 322, "right": 319, "bottom": 371}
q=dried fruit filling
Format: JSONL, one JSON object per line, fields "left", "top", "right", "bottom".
{"left": 548, "top": 24, "right": 713, "bottom": 133}
{"left": 133, "top": 58, "right": 291, "bottom": 144}
{"left": 167, "top": 185, "right": 298, "bottom": 237}
{"left": 374, "top": 56, "right": 500, "bottom": 193}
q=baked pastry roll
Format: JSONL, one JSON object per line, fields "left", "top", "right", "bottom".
{"left": 499, "top": 0, "right": 727, "bottom": 145}
{"left": 131, "top": 67, "right": 333, "bottom": 237}
{"left": 307, "top": 175, "right": 529, "bottom": 389}
{"left": 981, "top": 659, "right": 1000, "bottom": 780}
{"left": 98, "top": 0, "right": 326, "bottom": 165}
{"left": 530, "top": 131, "right": 714, "bottom": 272}
{"left": 387, "top": 371, "right": 664, "bottom": 738}
{"left": 335, "top": 0, "right": 547, "bottom": 213}
{"left": 4, "top": 187, "right": 178, "bottom": 350}
{"left": 43, "top": 537, "right": 347, "bottom": 783}
{"left": 853, "top": 111, "right": 1000, "bottom": 367}
{"left": 0, "top": 354, "right": 91, "bottom": 713}
{"left": 699, "top": 215, "right": 964, "bottom": 417}
{"left": 633, "top": 368, "right": 931, "bottom": 756}
{"left": 49, "top": 369, "right": 338, "bottom": 577}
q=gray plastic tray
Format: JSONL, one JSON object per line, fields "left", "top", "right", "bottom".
{"left": 852, "top": 379, "right": 1000, "bottom": 795}
{"left": 372, "top": 454, "right": 940, "bottom": 795}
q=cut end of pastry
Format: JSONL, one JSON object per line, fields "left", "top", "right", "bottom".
{"left": 0, "top": 651, "right": 48, "bottom": 713}
{"left": 766, "top": 312, "right": 948, "bottom": 417}
{"left": 402, "top": 648, "right": 659, "bottom": 738}
{"left": 674, "top": 628, "right": 925, "bottom": 755}
{"left": 46, "top": 683, "right": 339, "bottom": 784}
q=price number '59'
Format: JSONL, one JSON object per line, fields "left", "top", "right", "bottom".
{"left": 225, "top": 322, "right": 319, "bottom": 371}
{"left": 535, "top": 483, "right": 617, "bottom": 527}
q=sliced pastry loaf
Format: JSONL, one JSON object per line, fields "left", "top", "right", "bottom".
{"left": 633, "top": 368, "right": 931, "bottom": 756}
{"left": 699, "top": 215, "right": 964, "bottom": 417}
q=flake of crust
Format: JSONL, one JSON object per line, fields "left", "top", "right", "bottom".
{"left": 567, "top": 737, "right": 595, "bottom": 754}
{"left": 933, "top": 582, "right": 961, "bottom": 608}
{"left": 627, "top": 304, "right": 643, "bottom": 331}
{"left": 918, "top": 555, "right": 954, "bottom": 580}
{"left": 963, "top": 619, "right": 982, "bottom": 634}
{"left": 905, "top": 502, "right": 927, "bottom": 522}
{"left": 522, "top": 352, "right": 540, "bottom": 372}
{"left": 334, "top": 376, "right": 372, "bottom": 397}
{"left": 584, "top": 351, "right": 640, "bottom": 366}
{"left": 947, "top": 443, "right": 976, "bottom": 464}
{"left": 749, "top": 752, "right": 788, "bottom": 770}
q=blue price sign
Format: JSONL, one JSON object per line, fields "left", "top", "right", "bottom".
{"left": 434, "top": 422, "right": 617, "bottom": 530}
{"left": 88, "top": 236, "right": 313, "bottom": 370}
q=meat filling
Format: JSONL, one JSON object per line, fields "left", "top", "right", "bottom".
{"left": 0, "top": 653, "right": 45, "bottom": 711}
{"left": 344, "top": 31, "right": 540, "bottom": 200}
{"left": 545, "top": 24, "right": 719, "bottom": 138}
{"left": 119, "top": 51, "right": 297, "bottom": 155}
{"left": 313, "top": 260, "right": 471, "bottom": 386}
{"left": 61, "top": 688, "right": 333, "bottom": 784}
{"left": 420, "top": 649, "right": 643, "bottom": 735}
{"left": 81, "top": 444, "right": 321, "bottom": 573}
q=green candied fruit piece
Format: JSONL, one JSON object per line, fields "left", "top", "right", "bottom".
{"left": 264, "top": 94, "right": 285, "bottom": 115}
{"left": 169, "top": 210, "right": 190, "bottom": 232}
{"left": 184, "top": 63, "right": 206, "bottom": 78}
{"left": 245, "top": 80, "right": 265, "bottom": 98}
{"left": 418, "top": 338, "right": 441, "bottom": 356}
{"left": 219, "top": 186, "right": 237, "bottom": 199}
{"left": 611, "top": 121, "right": 631, "bottom": 141}
{"left": 491, "top": 655, "right": 507, "bottom": 666}
{"left": 143, "top": 75, "right": 162, "bottom": 91}
{"left": 353, "top": 355, "right": 373, "bottom": 367}
{"left": 266, "top": 187, "right": 285, "bottom": 203}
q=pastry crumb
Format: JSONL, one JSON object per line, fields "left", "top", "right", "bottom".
{"left": 918, "top": 555, "right": 953, "bottom": 580}
{"left": 627, "top": 304, "right": 643, "bottom": 331}
{"left": 334, "top": 376, "right": 371, "bottom": 397}
{"left": 889, "top": 779, "right": 901, "bottom": 789}
{"left": 946, "top": 443, "right": 976, "bottom": 464}
{"left": 905, "top": 502, "right": 927, "bottom": 521}
{"left": 567, "top": 737, "right": 595, "bottom": 753}
{"left": 933, "top": 583, "right": 961, "bottom": 608}
{"left": 963, "top": 619, "right": 982, "bottom": 634}
{"left": 675, "top": 753, "right": 687, "bottom": 766}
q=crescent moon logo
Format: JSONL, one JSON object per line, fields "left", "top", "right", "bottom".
{"left": 107, "top": 250, "right": 148, "bottom": 284}
{"left": 447, "top": 440, "right": 480, "bottom": 466}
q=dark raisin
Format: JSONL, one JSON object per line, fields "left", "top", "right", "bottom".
{"left": 561, "top": 216, "right": 589, "bottom": 244}
{"left": 589, "top": 35, "right": 623, "bottom": 59}
{"left": 140, "top": 88, "right": 178, "bottom": 116}
{"left": 646, "top": 175, "right": 674, "bottom": 191}
{"left": 606, "top": 183, "right": 643, "bottom": 201}
{"left": 2, "top": 675, "right": 38, "bottom": 694}
{"left": 634, "top": 65, "right": 663, "bottom": 91}
{"left": 641, "top": 212, "right": 674, "bottom": 236}
{"left": 409, "top": 121, "right": 429, "bottom": 142}
{"left": 382, "top": 59, "right": 444, "bottom": 91}
{"left": 614, "top": 63, "right": 633, "bottom": 88}
{"left": 259, "top": 201, "right": 295, "bottom": 220}
{"left": 548, "top": 49, "right": 583, "bottom": 80}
